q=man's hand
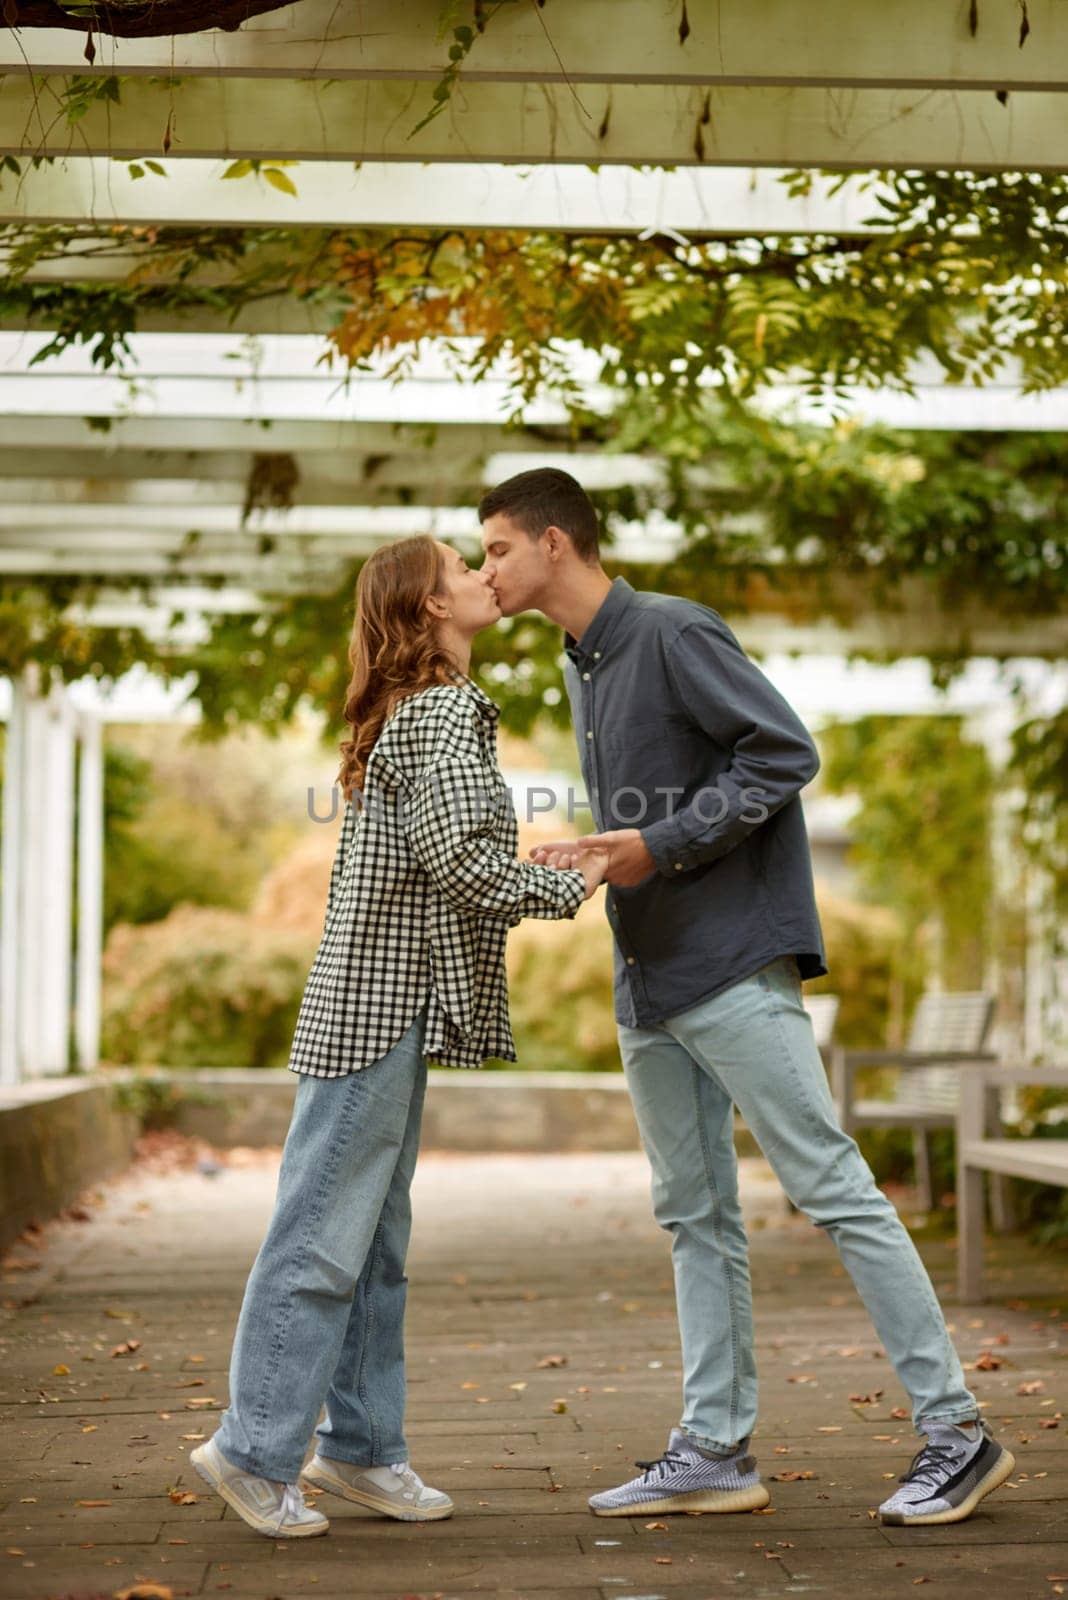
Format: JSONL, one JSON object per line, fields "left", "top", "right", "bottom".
{"left": 530, "top": 829, "right": 657, "bottom": 887}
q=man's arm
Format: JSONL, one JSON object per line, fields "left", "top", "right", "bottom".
{"left": 638, "top": 613, "right": 819, "bottom": 877}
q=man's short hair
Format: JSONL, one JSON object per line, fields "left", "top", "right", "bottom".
{"left": 478, "top": 467, "right": 601, "bottom": 564}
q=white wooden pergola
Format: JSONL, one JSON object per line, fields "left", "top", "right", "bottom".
{"left": 1, "top": 0, "right": 1066, "bottom": 1084}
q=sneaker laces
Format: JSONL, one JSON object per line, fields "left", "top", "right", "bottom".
{"left": 275, "top": 1482, "right": 310, "bottom": 1527}
{"left": 897, "top": 1439, "right": 959, "bottom": 1491}
{"left": 389, "top": 1461, "right": 424, "bottom": 1491}
{"left": 633, "top": 1449, "right": 688, "bottom": 1483}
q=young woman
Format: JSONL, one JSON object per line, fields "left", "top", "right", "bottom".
{"left": 192, "top": 534, "right": 605, "bottom": 1538}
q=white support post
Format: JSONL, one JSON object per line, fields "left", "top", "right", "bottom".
{"left": 75, "top": 711, "right": 104, "bottom": 1070}
{"left": 0, "top": 669, "right": 28, "bottom": 1086}
{"left": 16, "top": 668, "right": 77, "bottom": 1077}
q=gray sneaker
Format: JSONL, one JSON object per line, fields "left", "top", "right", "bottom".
{"left": 588, "top": 1427, "right": 771, "bottom": 1517}
{"left": 879, "top": 1419, "right": 1015, "bottom": 1525}
{"left": 190, "top": 1435, "right": 329, "bottom": 1538}
{"left": 302, "top": 1453, "right": 454, "bottom": 1521}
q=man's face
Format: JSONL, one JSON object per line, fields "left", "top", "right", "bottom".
{"left": 479, "top": 512, "right": 551, "bottom": 617}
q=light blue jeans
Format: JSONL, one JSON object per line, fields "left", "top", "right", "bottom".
{"left": 618, "top": 956, "right": 978, "bottom": 1453}
{"left": 214, "top": 1009, "right": 428, "bottom": 1483}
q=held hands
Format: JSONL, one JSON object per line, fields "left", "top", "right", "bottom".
{"left": 529, "top": 829, "right": 658, "bottom": 890}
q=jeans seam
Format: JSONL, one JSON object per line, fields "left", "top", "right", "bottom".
{"left": 357, "top": 1219, "right": 384, "bottom": 1465}
{"left": 690, "top": 1063, "right": 741, "bottom": 1444}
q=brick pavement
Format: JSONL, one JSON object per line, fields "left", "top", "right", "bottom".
{"left": 1, "top": 1144, "right": 1065, "bottom": 1600}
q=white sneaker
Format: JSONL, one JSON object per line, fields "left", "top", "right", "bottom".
{"left": 190, "top": 1435, "right": 329, "bottom": 1538}
{"left": 302, "top": 1453, "right": 454, "bottom": 1521}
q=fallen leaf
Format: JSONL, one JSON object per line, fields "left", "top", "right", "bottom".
{"left": 752, "top": 1506, "right": 776, "bottom": 1515}
{"left": 913, "top": 1580, "right": 932, "bottom": 1587}
{"left": 5, "top": 1549, "right": 26, "bottom": 1557}
{"left": 817, "top": 1426, "right": 842, "bottom": 1433}
{"left": 1017, "top": 1380, "right": 1045, "bottom": 1396}
{"left": 552, "top": 1399, "right": 568, "bottom": 1414}
{"left": 52, "top": 1364, "right": 70, "bottom": 1376}
{"left": 168, "top": 1490, "right": 197, "bottom": 1505}
{"left": 788, "top": 1374, "right": 818, "bottom": 1383}
{"left": 509, "top": 1382, "right": 527, "bottom": 1392}
{"left": 81, "top": 1424, "right": 98, "bottom": 1434}
{"left": 186, "top": 1354, "right": 205, "bottom": 1363}
{"left": 1040, "top": 1419, "right": 1060, "bottom": 1430}
{"left": 460, "top": 1382, "right": 479, "bottom": 1391}
{"left": 183, "top": 1397, "right": 218, "bottom": 1409}
{"left": 890, "top": 1407, "right": 909, "bottom": 1419}
{"left": 644, "top": 1520, "right": 668, "bottom": 1530}
{"left": 654, "top": 1556, "right": 673, "bottom": 1565}
{"left": 773, "top": 1446, "right": 791, "bottom": 1455}
{"left": 975, "top": 1351, "right": 1002, "bottom": 1371}
{"left": 770, "top": 1470, "right": 816, "bottom": 1482}
{"left": 850, "top": 1391, "right": 884, "bottom": 1404}
{"left": 110, "top": 1339, "right": 142, "bottom": 1357}
{"left": 75, "top": 1498, "right": 112, "bottom": 1507}
{"left": 114, "top": 1584, "right": 175, "bottom": 1600}
{"left": 537, "top": 1354, "right": 568, "bottom": 1368}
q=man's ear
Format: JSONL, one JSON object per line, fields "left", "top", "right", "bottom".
{"left": 544, "top": 523, "right": 566, "bottom": 562}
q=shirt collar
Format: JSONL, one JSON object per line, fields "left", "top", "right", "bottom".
{"left": 450, "top": 670, "right": 501, "bottom": 723}
{"left": 564, "top": 577, "right": 637, "bottom": 666}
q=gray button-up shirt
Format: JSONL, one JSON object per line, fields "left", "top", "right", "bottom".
{"left": 563, "top": 578, "right": 827, "bottom": 1028}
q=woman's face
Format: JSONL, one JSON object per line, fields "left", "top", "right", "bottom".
{"left": 432, "top": 542, "right": 501, "bottom": 636}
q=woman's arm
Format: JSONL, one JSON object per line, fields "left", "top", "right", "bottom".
{"left": 398, "top": 689, "right": 587, "bottom": 922}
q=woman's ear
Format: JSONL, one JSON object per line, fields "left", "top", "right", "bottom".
{"left": 425, "top": 594, "right": 451, "bottom": 621}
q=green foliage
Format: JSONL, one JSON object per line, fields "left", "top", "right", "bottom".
{"left": 101, "top": 904, "right": 311, "bottom": 1068}
{"left": 4, "top": 169, "right": 1068, "bottom": 400}
{"left": 818, "top": 716, "right": 993, "bottom": 990}
{"left": 1009, "top": 707, "right": 1068, "bottom": 925}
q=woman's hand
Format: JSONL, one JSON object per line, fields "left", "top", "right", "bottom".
{"left": 577, "top": 848, "right": 609, "bottom": 901}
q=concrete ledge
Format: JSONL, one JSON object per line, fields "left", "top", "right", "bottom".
{"left": 148, "top": 1068, "right": 644, "bottom": 1153}
{"left": 0, "top": 1080, "right": 139, "bottom": 1253}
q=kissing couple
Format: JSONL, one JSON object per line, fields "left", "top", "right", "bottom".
{"left": 192, "top": 468, "right": 1013, "bottom": 1536}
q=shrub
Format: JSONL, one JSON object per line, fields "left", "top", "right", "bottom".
{"left": 101, "top": 904, "right": 313, "bottom": 1068}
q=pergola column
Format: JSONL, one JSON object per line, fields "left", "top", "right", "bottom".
{"left": 0, "top": 664, "right": 79, "bottom": 1080}
{"left": 74, "top": 708, "right": 104, "bottom": 1071}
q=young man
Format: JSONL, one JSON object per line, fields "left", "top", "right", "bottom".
{"left": 478, "top": 466, "right": 1014, "bottom": 1527}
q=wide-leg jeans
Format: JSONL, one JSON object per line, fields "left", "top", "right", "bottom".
{"left": 213, "top": 1009, "right": 428, "bottom": 1483}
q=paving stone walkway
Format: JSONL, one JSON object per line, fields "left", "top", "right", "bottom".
{"left": 1, "top": 1142, "right": 1065, "bottom": 1600}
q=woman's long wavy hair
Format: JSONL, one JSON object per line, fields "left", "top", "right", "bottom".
{"left": 336, "top": 535, "right": 458, "bottom": 803}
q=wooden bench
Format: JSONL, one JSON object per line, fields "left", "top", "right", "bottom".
{"left": 957, "top": 1064, "right": 1068, "bottom": 1302}
{"left": 832, "top": 991, "right": 999, "bottom": 1212}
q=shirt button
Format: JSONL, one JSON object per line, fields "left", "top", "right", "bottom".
{"left": 626, "top": 956, "right": 636, "bottom": 966}
{"left": 582, "top": 672, "right": 591, "bottom": 681}
{"left": 674, "top": 862, "right": 683, "bottom": 871}
{"left": 586, "top": 730, "right": 593, "bottom": 740}
{"left": 594, "top": 651, "right": 602, "bottom": 659}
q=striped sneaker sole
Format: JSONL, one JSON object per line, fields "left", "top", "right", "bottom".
{"left": 591, "top": 1482, "right": 771, "bottom": 1517}
{"left": 880, "top": 1445, "right": 1016, "bottom": 1526}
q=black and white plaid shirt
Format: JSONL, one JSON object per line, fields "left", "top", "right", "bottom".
{"left": 287, "top": 676, "right": 586, "bottom": 1075}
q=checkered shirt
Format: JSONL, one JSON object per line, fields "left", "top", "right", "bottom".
{"left": 287, "top": 677, "right": 586, "bottom": 1076}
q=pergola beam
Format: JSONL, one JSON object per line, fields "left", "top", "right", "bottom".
{"left": 0, "top": 161, "right": 885, "bottom": 233}
{"left": 4, "top": 0, "right": 1066, "bottom": 91}
{"left": 2, "top": 77, "right": 1065, "bottom": 169}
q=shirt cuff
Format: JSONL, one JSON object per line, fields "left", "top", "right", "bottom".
{"left": 559, "top": 868, "right": 587, "bottom": 919}
{"left": 640, "top": 814, "right": 692, "bottom": 878}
